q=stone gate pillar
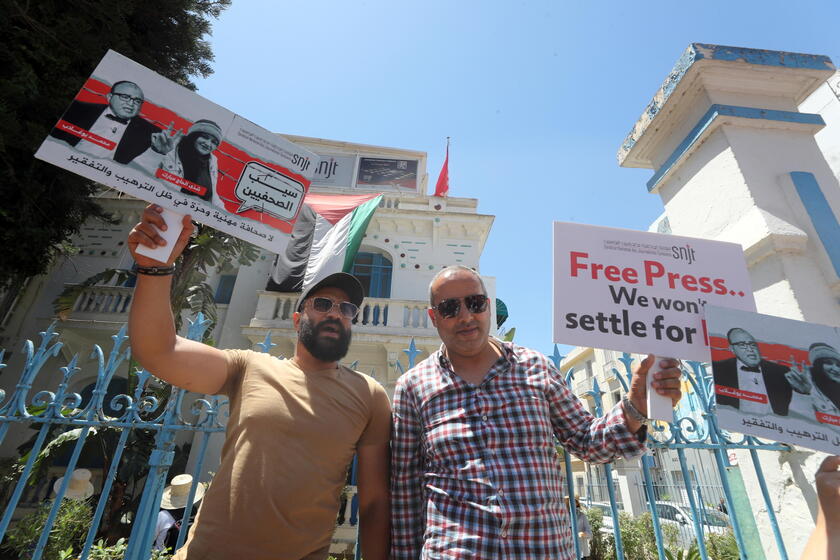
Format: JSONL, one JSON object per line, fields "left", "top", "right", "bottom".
{"left": 618, "top": 44, "right": 839, "bottom": 559}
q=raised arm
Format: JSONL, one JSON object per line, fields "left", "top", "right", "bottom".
{"left": 127, "top": 204, "right": 229, "bottom": 395}
{"left": 546, "top": 355, "right": 680, "bottom": 463}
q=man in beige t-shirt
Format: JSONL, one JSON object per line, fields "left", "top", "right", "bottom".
{"left": 127, "top": 205, "right": 391, "bottom": 560}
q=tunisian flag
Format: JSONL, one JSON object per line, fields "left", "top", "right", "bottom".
{"left": 433, "top": 139, "right": 449, "bottom": 197}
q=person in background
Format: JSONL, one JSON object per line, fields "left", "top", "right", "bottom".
{"left": 570, "top": 496, "right": 592, "bottom": 559}
{"left": 154, "top": 474, "right": 206, "bottom": 552}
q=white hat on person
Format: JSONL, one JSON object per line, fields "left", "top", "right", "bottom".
{"left": 54, "top": 468, "right": 95, "bottom": 501}
{"left": 160, "top": 474, "right": 206, "bottom": 510}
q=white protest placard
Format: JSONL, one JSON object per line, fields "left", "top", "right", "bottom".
{"left": 553, "top": 222, "right": 756, "bottom": 418}
{"left": 35, "top": 50, "right": 320, "bottom": 256}
{"left": 706, "top": 305, "right": 840, "bottom": 455}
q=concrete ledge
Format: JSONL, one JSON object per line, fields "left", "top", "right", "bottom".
{"left": 618, "top": 43, "right": 835, "bottom": 168}
{"left": 646, "top": 105, "right": 825, "bottom": 192}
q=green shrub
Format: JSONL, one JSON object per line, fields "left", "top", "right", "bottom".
{"left": 584, "top": 509, "right": 680, "bottom": 560}
{"left": 584, "top": 507, "right": 610, "bottom": 560}
{"left": 2, "top": 499, "right": 92, "bottom": 560}
{"left": 85, "top": 537, "right": 172, "bottom": 560}
{"left": 664, "top": 529, "right": 739, "bottom": 560}
{"left": 704, "top": 531, "right": 739, "bottom": 560}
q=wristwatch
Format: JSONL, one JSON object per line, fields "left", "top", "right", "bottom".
{"left": 621, "top": 396, "right": 649, "bottom": 426}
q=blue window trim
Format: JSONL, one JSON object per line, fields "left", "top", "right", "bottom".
{"left": 351, "top": 252, "right": 392, "bottom": 298}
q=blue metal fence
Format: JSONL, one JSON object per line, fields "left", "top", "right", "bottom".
{"left": 554, "top": 349, "right": 790, "bottom": 560}
{"left": 0, "top": 316, "right": 227, "bottom": 560}
{"left": 0, "top": 320, "right": 790, "bottom": 560}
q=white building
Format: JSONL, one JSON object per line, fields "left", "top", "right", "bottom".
{"left": 617, "top": 43, "right": 840, "bottom": 559}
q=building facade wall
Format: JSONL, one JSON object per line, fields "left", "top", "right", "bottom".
{"left": 618, "top": 45, "right": 840, "bottom": 559}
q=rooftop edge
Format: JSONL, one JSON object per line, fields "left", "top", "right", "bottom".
{"left": 616, "top": 43, "right": 835, "bottom": 166}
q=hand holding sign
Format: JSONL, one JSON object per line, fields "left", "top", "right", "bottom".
{"left": 150, "top": 122, "right": 183, "bottom": 155}
{"left": 35, "top": 51, "right": 321, "bottom": 254}
{"left": 128, "top": 204, "right": 194, "bottom": 266}
{"left": 625, "top": 355, "right": 682, "bottom": 429}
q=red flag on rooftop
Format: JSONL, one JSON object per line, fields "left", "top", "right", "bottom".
{"left": 433, "top": 137, "right": 449, "bottom": 197}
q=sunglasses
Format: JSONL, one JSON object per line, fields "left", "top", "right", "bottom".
{"left": 433, "top": 294, "right": 489, "bottom": 319}
{"left": 307, "top": 297, "right": 359, "bottom": 319}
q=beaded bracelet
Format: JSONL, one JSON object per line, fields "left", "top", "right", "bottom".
{"left": 136, "top": 265, "right": 176, "bottom": 276}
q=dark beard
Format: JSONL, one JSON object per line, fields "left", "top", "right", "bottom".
{"left": 299, "top": 316, "right": 351, "bottom": 362}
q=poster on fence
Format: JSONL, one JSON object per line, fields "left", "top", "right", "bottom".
{"left": 707, "top": 305, "right": 840, "bottom": 455}
{"left": 34, "top": 50, "right": 320, "bottom": 254}
{"left": 553, "top": 222, "right": 756, "bottom": 361}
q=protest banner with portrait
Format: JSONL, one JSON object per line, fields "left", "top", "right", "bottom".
{"left": 706, "top": 305, "right": 840, "bottom": 455}
{"left": 35, "top": 50, "right": 320, "bottom": 255}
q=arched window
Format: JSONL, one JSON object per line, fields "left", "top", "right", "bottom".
{"left": 350, "top": 251, "right": 392, "bottom": 298}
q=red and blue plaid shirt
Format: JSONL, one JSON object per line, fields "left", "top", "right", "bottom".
{"left": 390, "top": 341, "right": 646, "bottom": 559}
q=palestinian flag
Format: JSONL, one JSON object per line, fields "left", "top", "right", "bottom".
{"left": 268, "top": 192, "right": 383, "bottom": 292}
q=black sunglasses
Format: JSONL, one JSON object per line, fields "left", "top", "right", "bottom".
{"left": 433, "top": 294, "right": 489, "bottom": 319}
{"left": 308, "top": 297, "right": 359, "bottom": 319}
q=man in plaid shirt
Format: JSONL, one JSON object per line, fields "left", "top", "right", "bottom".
{"left": 391, "top": 266, "right": 683, "bottom": 559}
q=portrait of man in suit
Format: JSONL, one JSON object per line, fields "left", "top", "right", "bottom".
{"left": 49, "top": 80, "right": 167, "bottom": 165}
{"left": 713, "top": 327, "right": 811, "bottom": 416}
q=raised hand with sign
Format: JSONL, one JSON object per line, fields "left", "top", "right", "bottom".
{"left": 128, "top": 204, "right": 193, "bottom": 266}
{"left": 623, "top": 355, "right": 683, "bottom": 432}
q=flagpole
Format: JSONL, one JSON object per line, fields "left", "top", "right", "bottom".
{"left": 433, "top": 137, "right": 450, "bottom": 197}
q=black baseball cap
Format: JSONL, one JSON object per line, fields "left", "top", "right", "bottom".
{"left": 298, "top": 272, "right": 365, "bottom": 310}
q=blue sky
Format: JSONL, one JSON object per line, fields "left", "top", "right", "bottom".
{"left": 195, "top": 1, "right": 840, "bottom": 357}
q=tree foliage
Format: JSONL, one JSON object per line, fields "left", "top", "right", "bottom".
{"left": 0, "top": 0, "right": 231, "bottom": 285}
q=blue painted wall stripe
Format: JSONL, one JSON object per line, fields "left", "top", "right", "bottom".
{"left": 790, "top": 171, "right": 840, "bottom": 278}
{"left": 647, "top": 105, "right": 825, "bottom": 192}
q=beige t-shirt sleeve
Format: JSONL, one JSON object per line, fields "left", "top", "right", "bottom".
{"left": 357, "top": 382, "right": 392, "bottom": 446}
{"left": 215, "top": 348, "right": 250, "bottom": 397}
